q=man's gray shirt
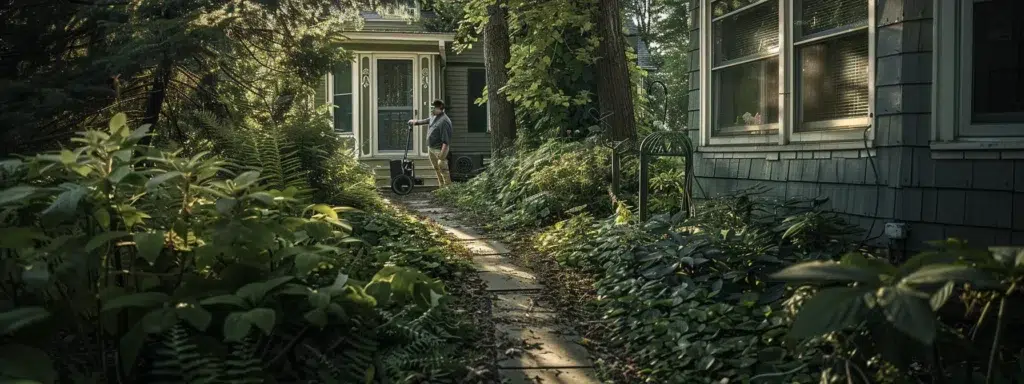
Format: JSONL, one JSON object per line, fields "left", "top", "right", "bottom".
{"left": 422, "top": 113, "right": 452, "bottom": 150}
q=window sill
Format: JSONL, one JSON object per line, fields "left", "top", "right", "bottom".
{"left": 699, "top": 139, "right": 872, "bottom": 154}
{"left": 930, "top": 140, "right": 1024, "bottom": 160}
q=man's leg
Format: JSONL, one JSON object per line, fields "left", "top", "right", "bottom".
{"left": 437, "top": 154, "right": 451, "bottom": 186}
{"left": 428, "top": 149, "right": 447, "bottom": 186}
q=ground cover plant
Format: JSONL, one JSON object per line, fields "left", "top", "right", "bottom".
{"left": 0, "top": 115, "right": 487, "bottom": 383}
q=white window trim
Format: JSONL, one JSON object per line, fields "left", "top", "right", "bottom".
{"left": 327, "top": 60, "right": 357, "bottom": 137}
{"left": 699, "top": 0, "right": 876, "bottom": 149}
{"left": 932, "top": 0, "right": 1024, "bottom": 151}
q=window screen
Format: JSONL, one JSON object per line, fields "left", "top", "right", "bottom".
{"left": 711, "top": 0, "right": 765, "bottom": 18}
{"left": 467, "top": 69, "right": 488, "bottom": 133}
{"left": 714, "top": 57, "right": 779, "bottom": 131}
{"left": 798, "top": 0, "right": 868, "bottom": 37}
{"left": 799, "top": 30, "right": 869, "bottom": 125}
{"left": 332, "top": 62, "right": 353, "bottom": 133}
{"left": 971, "top": 0, "right": 1024, "bottom": 123}
{"left": 712, "top": 0, "right": 779, "bottom": 65}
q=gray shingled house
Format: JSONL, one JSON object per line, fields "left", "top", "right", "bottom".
{"left": 315, "top": 3, "right": 655, "bottom": 188}
{"left": 684, "top": 0, "right": 1024, "bottom": 250}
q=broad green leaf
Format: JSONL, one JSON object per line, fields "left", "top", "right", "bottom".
{"left": 307, "top": 204, "right": 338, "bottom": 221}
{"left": 120, "top": 320, "right": 146, "bottom": 375}
{"left": 128, "top": 124, "right": 151, "bottom": 142}
{"left": 0, "top": 186, "right": 36, "bottom": 206}
{"left": 176, "top": 305, "right": 212, "bottom": 331}
{"left": 41, "top": 184, "right": 87, "bottom": 217}
{"left": 92, "top": 207, "right": 111, "bottom": 229}
{"left": 215, "top": 198, "right": 237, "bottom": 215}
{"left": 200, "top": 295, "right": 248, "bottom": 308}
{"left": 223, "top": 312, "right": 252, "bottom": 342}
{"left": 878, "top": 286, "right": 937, "bottom": 345}
{"left": 133, "top": 232, "right": 165, "bottom": 264}
{"left": 0, "top": 227, "right": 48, "bottom": 249}
{"left": 112, "top": 149, "right": 133, "bottom": 162}
{"left": 294, "top": 253, "right": 322, "bottom": 275}
{"left": 22, "top": 261, "right": 50, "bottom": 287}
{"left": 0, "top": 344, "right": 56, "bottom": 384}
{"left": 989, "top": 247, "right": 1024, "bottom": 267}
{"left": 0, "top": 307, "right": 49, "bottom": 335}
{"left": 304, "top": 309, "right": 328, "bottom": 328}
{"left": 900, "top": 265, "right": 1000, "bottom": 289}
{"left": 236, "top": 276, "right": 294, "bottom": 304}
{"left": 232, "top": 171, "right": 261, "bottom": 189}
{"left": 109, "top": 112, "right": 127, "bottom": 131}
{"left": 85, "top": 231, "right": 130, "bottom": 252}
{"left": 108, "top": 166, "right": 132, "bottom": 183}
{"left": 102, "top": 292, "right": 170, "bottom": 312}
{"left": 140, "top": 308, "right": 177, "bottom": 334}
{"left": 788, "top": 287, "right": 869, "bottom": 340}
{"left": 840, "top": 253, "right": 897, "bottom": 276}
{"left": 930, "top": 282, "right": 956, "bottom": 311}
{"left": 243, "top": 308, "right": 276, "bottom": 335}
{"left": 59, "top": 150, "right": 76, "bottom": 165}
{"left": 145, "top": 171, "right": 183, "bottom": 190}
{"left": 770, "top": 262, "right": 881, "bottom": 285}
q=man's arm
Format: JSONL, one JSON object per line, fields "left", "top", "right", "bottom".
{"left": 407, "top": 118, "right": 429, "bottom": 126}
{"left": 440, "top": 119, "right": 452, "bottom": 158}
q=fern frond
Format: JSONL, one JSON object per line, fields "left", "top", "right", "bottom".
{"left": 148, "top": 324, "right": 220, "bottom": 384}
{"left": 221, "top": 338, "right": 264, "bottom": 384}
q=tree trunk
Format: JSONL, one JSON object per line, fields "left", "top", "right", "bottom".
{"left": 483, "top": 0, "right": 516, "bottom": 158}
{"left": 595, "top": 0, "right": 637, "bottom": 141}
{"left": 139, "top": 56, "right": 173, "bottom": 146}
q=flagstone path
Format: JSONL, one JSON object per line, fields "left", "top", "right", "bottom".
{"left": 397, "top": 193, "right": 600, "bottom": 384}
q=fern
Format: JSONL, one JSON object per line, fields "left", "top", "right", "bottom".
{"left": 221, "top": 338, "right": 264, "bottom": 384}
{"left": 148, "top": 324, "right": 220, "bottom": 384}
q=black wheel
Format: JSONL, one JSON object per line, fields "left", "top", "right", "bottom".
{"left": 391, "top": 174, "right": 414, "bottom": 195}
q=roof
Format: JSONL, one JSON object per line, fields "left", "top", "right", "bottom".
{"left": 624, "top": 18, "right": 656, "bottom": 71}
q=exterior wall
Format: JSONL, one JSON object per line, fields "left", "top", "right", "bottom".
{"left": 686, "top": 0, "right": 1022, "bottom": 250}
{"left": 444, "top": 64, "right": 490, "bottom": 155}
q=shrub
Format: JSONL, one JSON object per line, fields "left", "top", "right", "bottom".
{"left": 0, "top": 114, "right": 475, "bottom": 383}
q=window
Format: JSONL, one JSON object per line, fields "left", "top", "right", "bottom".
{"left": 935, "top": 0, "right": 1024, "bottom": 144}
{"left": 794, "top": 0, "right": 870, "bottom": 131}
{"left": 467, "top": 69, "right": 488, "bottom": 133}
{"left": 332, "top": 62, "right": 354, "bottom": 134}
{"left": 701, "top": 0, "right": 872, "bottom": 145}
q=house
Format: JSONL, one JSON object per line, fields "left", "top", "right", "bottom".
{"left": 315, "top": 4, "right": 657, "bottom": 188}
{"left": 684, "top": 0, "right": 1024, "bottom": 250}
{"left": 313, "top": 5, "right": 490, "bottom": 188}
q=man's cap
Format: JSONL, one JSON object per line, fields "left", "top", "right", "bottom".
{"left": 432, "top": 99, "right": 445, "bottom": 109}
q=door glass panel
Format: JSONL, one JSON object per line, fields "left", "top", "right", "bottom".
{"left": 971, "top": 0, "right": 1024, "bottom": 123}
{"left": 377, "top": 59, "right": 414, "bottom": 151}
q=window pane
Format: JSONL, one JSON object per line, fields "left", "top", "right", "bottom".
{"left": 798, "top": 31, "right": 869, "bottom": 126}
{"left": 712, "top": 1, "right": 779, "bottom": 65}
{"left": 713, "top": 57, "right": 779, "bottom": 130}
{"left": 467, "top": 69, "right": 488, "bottom": 133}
{"left": 971, "top": 0, "right": 1024, "bottom": 123}
{"left": 711, "top": 0, "right": 764, "bottom": 18}
{"left": 798, "top": 0, "right": 868, "bottom": 37}
{"left": 333, "top": 62, "right": 353, "bottom": 133}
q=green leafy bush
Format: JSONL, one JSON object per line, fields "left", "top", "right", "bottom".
{"left": 535, "top": 188, "right": 861, "bottom": 383}
{"left": 0, "top": 115, "right": 476, "bottom": 383}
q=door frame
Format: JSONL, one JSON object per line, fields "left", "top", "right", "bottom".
{"left": 361, "top": 52, "right": 436, "bottom": 158}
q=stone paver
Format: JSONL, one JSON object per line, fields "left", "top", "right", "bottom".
{"left": 479, "top": 271, "right": 542, "bottom": 291}
{"left": 398, "top": 194, "right": 595, "bottom": 380}
{"left": 499, "top": 368, "right": 601, "bottom": 384}
{"left": 464, "top": 239, "right": 511, "bottom": 255}
{"left": 496, "top": 325, "right": 594, "bottom": 368}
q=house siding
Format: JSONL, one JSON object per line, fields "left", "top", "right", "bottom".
{"left": 688, "top": 0, "right": 1022, "bottom": 250}
{"left": 445, "top": 65, "right": 490, "bottom": 155}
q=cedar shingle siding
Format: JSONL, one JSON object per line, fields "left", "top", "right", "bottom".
{"left": 688, "top": 0, "right": 1024, "bottom": 250}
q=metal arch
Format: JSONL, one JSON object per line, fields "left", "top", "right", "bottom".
{"left": 639, "top": 131, "right": 693, "bottom": 157}
{"left": 638, "top": 131, "right": 695, "bottom": 222}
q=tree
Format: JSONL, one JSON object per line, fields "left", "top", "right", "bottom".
{"left": 482, "top": 0, "right": 517, "bottom": 157}
{"left": 594, "top": 1, "right": 639, "bottom": 141}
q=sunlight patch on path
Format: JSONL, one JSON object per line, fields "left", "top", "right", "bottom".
{"left": 396, "top": 193, "right": 600, "bottom": 383}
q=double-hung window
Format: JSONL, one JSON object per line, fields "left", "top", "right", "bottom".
{"left": 702, "top": 0, "right": 872, "bottom": 146}
{"left": 331, "top": 61, "right": 355, "bottom": 134}
{"left": 935, "top": 0, "right": 1024, "bottom": 146}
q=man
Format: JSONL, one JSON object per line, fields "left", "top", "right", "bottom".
{"left": 408, "top": 99, "right": 452, "bottom": 186}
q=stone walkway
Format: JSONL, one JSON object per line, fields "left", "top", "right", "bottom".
{"left": 399, "top": 194, "right": 600, "bottom": 384}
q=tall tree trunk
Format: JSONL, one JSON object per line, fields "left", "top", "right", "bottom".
{"left": 595, "top": 0, "right": 637, "bottom": 141}
{"left": 139, "top": 55, "right": 173, "bottom": 146}
{"left": 483, "top": 0, "right": 516, "bottom": 158}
